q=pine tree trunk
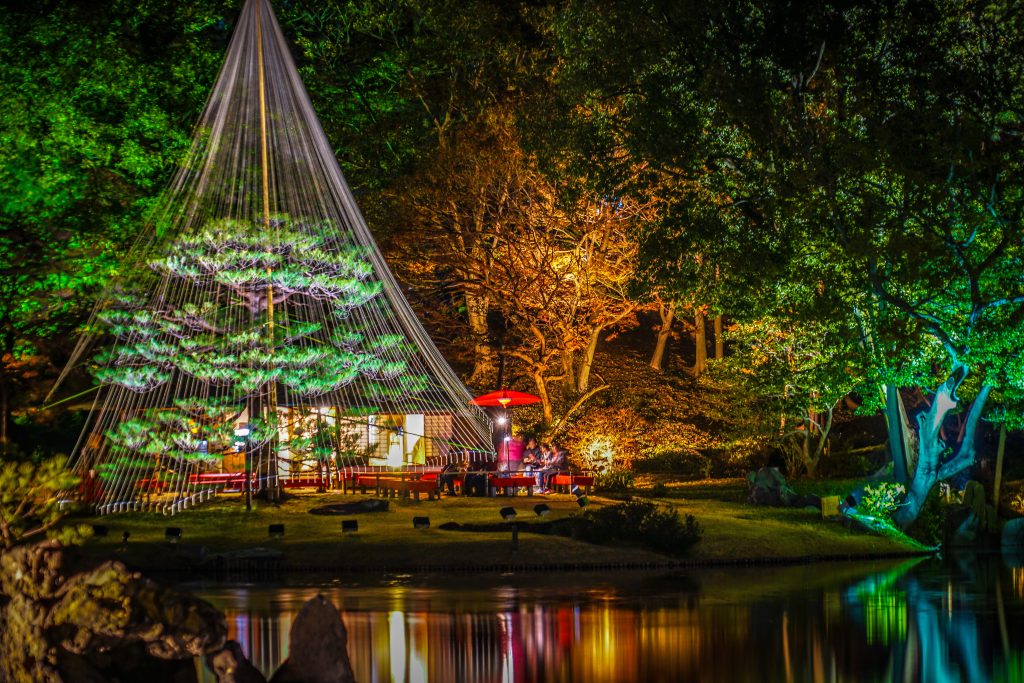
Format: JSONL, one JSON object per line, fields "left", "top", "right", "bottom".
{"left": 694, "top": 310, "right": 707, "bottom": 376}
{"left": 714, "top": 314, "right": 724, "bottom": 360}
{"left": 650, "top": 303, "right": 674, "bottom": 371}
{"left": 577, "top": 327, "right": 602, "bottom": 392}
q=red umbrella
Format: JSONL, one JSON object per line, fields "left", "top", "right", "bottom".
{"left": 469, "top": 389, "right": 541, "bottom": 407}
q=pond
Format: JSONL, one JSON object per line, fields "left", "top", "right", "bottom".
{"left": 190, "top": 553, "right": 1024, "bottom": 682}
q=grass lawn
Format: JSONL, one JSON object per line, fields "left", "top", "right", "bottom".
{"left": 75, "top": 479, "right": 924, "bottom": 575}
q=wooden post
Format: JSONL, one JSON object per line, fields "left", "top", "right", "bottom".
{"left": 994, "top": 422, "right": 1007, "bottom": 508}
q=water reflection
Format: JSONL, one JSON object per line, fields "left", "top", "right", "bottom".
{"left": 192, "top": 555, "right": 1024, "bottom": 682}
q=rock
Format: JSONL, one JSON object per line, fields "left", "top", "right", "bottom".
{"left": 746, "top": 467, "right": 798, "bottom": 507}
{"left": 270, "top": 595, "right": 355, "bottom": 683}
{"left": 0, "top": 540, "right": 228, "bottom": 683}
{"left": 48, "top": 561, "right": 227, "bottom": 659}
{"left": 951, "top": 510, "right": 979, "bottom": 546}
{"left": 1001, "top": 518, "right": 1024, "bottom": 548}
{"left": 207, "top": 641, "right": 267, "bottom": 683}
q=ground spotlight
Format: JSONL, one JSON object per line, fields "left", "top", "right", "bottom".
{"left": 268, "top": 523, "right": 285, "bottom": 538}
{"left": 533, "top": 503, "right": 551, "bottom": 517}
{"left": 91, "top": 524, "right": 109, "bottom": 538}
{"left": 165, "top": 527, "right": 182, "bottom": 543}
{"left": 413, "top": 516, "right": 430, "bottom": 529}
{"left": 341, "top": 520, "right": 358, "bottom": 533}
{"left": 500, "top": 506, "right": 517, "bottom": 521}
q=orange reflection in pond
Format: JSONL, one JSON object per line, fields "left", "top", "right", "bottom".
{"left": 193, "top": 557, "right": 1024, "bottom": 683}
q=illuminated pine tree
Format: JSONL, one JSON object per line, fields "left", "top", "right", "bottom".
{"left": 93, "top": 216, "right": 428, "bottom": 502}
{"left": 64, "top": 0, "right": 493, "bottom": 515}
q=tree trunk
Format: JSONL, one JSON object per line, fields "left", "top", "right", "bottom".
{"left": 0, "top": 378, "right": 7, "bottom": 458}
{"left": 694, "top": 310, "right": 707, "bottom": 376}
{"left": 650, "top": 302, "right": 675, "bottom": 371}
{"left": 577, "top": 326, "right": 602, "bottom": 392}
{"left": 893, "top": 369, "right": 990, "bottom": 529}
{"left": 883, "top": 384, "right": 909, "bottom": 485}
{"left": 562, "top": 348, "right": 576, "bottom": 390}
{"left": 465, "top": 292, "right": 493, "bottom": 384}
{"left": 714, "top": 314, "right": 724, "bottom": 360}
{"left": 994, "top": 422, "right": 1007, "bottom": 509}
{"left": 532, "top": 370, "right": 554, "bottom": 424}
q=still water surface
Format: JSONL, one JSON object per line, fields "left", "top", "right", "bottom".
{"left": 190, "top": 554, "right": 1024, "bottom": 682}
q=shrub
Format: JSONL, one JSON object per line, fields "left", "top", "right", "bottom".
{"left": 573, "top": 501, "right": 702, "bottom": 557}
{"left": 596, "top": 467, "right": 635, "bottom": 494}
{"left": 858, "top": 482, "right": 907, "bottom": 521}
{"left": 905, "top": 486, "right": 944, "bottom": 546}
{"left": 564, "top": 406, "right": 646, "bottom": 471}
{"left": 633, "top": 450, "right": 713, "bottom": 479}
{"left": 0, "top": 454, "right": 91, "bottom": 549}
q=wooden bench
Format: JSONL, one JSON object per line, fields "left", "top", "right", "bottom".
{"left": 489, "top": 475, "right": 536, "bottom": 496}
{"left": 550, "top": 474, "right": 595, "bottom": 494}
{"left": 188, "top": 473, "right": 249, "bottom": 489}
{"left": 354, "top": 474, "right": 437, "bottom": 501}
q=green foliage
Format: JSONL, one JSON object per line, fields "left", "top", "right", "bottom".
{"left": 859, "top": 483, "right": 907, "bottom": 522}
{"left": 94, "top": 216, "right": 427, "bottom": 469}
{"left": 0, "top": 454, "right": 91, "bottom": 549}
{"left": 595, "top": 467, "right": 635, "bottom": 494}
{"left": 573, "top": 501, "right": 702, "bottom": 557}
{"left": 0, "top": 1, "right": 229, "bottom": 458}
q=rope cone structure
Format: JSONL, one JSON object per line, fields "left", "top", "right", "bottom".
{"left": 66, "top": 0, "right": 494, "bottom": 514}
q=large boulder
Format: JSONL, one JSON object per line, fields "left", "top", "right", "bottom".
{"left": 1002, "top": 518, "right": 1024, "bottom": 548}
{"left": 747, "top": 467, "right": 799, "bottom": 507}
{"left": 0, "top": 540, "right": 228, "bottom": 683}
{"left": 270, "top": 595, "right": 355, "bottom": 683}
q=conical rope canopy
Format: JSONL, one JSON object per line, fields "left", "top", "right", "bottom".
{"left": 66, "top": 0, "right": 494, "bottom": 514}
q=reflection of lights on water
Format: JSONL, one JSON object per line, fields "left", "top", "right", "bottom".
{"left": 499, "top": 613, "right": 515, "bottom": 683}
{"left": 1013, "top": 568, "right": 1024, "bottom": 600}
{"left": 389, "top": 611, "right": 406, "bottom": 683}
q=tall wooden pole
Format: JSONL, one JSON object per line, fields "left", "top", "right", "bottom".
{"left": 994, "top": 422, "right": 1007, "bottom": 509}
{"left": 256, "top": 1, "right": 279, "bottom": 501}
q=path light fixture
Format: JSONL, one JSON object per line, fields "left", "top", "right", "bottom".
{"left": 413, "top": 516, "right": 430, "bottom": 529}
{"left": 533, "top": 503, "right": 551, "bottom": 517}
{"left": 500, "top": 506, "right": 517, "bottom": 521}
{"left": 576, "top": 495, "right": 589, "bottom": 508}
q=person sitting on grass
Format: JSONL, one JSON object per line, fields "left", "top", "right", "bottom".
{"left": 538, "top": 444, "right": 566, "bottom": 493}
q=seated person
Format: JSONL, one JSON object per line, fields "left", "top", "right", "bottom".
{"left": 439, "top": 454, "right": 469, "bottom": 496}
{"left": 539, "top": 444, "right": 567, "bottom": 492}
{"left": 521, "top": 438, "right": 542, "bottom": 471}
{"left": 464, "top": 454, "right": 495, "bottom": 496}
{"left": 533, "top": 443, "right": 552, "bottom": 487}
